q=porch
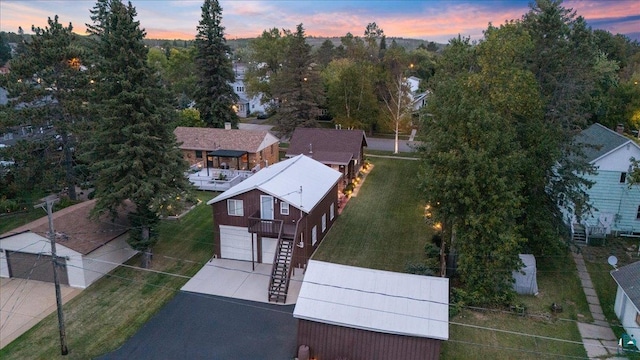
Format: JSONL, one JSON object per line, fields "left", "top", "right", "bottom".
{"left": 187, "top": 167, "right": 253, "bottom": 191}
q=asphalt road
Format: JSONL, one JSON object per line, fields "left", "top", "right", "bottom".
{"left": 365, "top": 137, "right": 419, "bottom": 153}
{"left": 98, "top": 291, "right": 297, "bottom": 360}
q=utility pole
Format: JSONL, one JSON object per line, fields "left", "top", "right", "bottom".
{"left": 35, "top": 195, "right": 68, "bottom": 356}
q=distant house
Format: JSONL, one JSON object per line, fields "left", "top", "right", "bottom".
{"left": 285, "top": 128, "right": 367, "bottom": 190}
{"left": 406, "top": 75, "right": 428, "bottom": 111}
{"left": 0, "top": 199, "right": 137, "bottom": 288}
{"left": 293, "top": 260, "right": 449, "bottom": 360}
{"left": 207, "top": 154, "right": 342, "bottom": 303}
{"left": 611, "top": 261, "right": 640, "bottom": 342}
{"left": 174, "top": 126, "right": 279, "bottom": 171}
{"left": 231, "top": 62, "right": 271, "bottom": 118}
{"left": 563, "top": 123, "right": 640, "bottom": 242}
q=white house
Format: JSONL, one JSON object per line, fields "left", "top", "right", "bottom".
{"left": 611, "top": 261, "right": 640, "bottom": 343}
{"left": 563, "top": 123, "right": 640, "bottom": 240}
{"left": 0, "top": 200, "right": 137, "bottom": 288}
{"left": 294, "top": 260, "right": 449, "bottom": 359}
{"left": 231, "top": 62, "right": 270, "bottom": 118}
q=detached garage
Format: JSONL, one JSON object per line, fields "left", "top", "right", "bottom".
{"left": 294, "top": 260, "right": 449, "bottom": 360}
{"left": 0, "top": 199, "right": 137, "bottom": 289}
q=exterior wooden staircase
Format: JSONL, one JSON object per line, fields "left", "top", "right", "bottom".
{"left": 268, "top": 237, "right": 294, "bottom": 303}
{"left": 572, "top": 223, "right": 587, "bottom": 244}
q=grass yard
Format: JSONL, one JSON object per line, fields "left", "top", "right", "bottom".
{"left": 315, "top": 155, "right": 588, "bottom": 359}
{"left": 0, "top": 191, "right": 217, "bottom": 360}
{"left": 314, "top": 156, "right": 428, "bottom": 272}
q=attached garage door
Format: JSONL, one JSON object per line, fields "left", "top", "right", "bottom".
{"left": 220, "top": 225, "right": 255, "bottom": 261}
{"left": 6, "top": 251, "right": 69, "bottom": 285}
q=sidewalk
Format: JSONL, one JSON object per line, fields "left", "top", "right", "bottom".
{"left": 572, "top": 252, "right": 626, "bottom": 359}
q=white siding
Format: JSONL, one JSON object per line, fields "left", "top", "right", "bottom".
{"left": 615, "top": 286, "right": 640, "bottom": 341}
{"left": 261, "top": 237, "right": 278, "bottom": 264}
{"left": 80, "top": 235, "right": 137, "bottom": 288}
{"left": 593, "top": 143, "right": 640, "bottom": 172}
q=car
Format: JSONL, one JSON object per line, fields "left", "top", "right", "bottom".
{"left": 256, "top": 112, "right": 270, "bottom": 119}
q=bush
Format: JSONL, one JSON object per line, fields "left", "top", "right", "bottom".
{"left": 405, "top": 262, "right": 436, "bottom": 276}
{"left": 0, "top": 197, "right": 19, "bottom": 213}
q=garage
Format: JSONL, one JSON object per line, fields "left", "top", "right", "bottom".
{"left": 6, "top": 251, "right": 69, "bottom": 285}
{"left": 219, "top": 225, "right": 277, "bottom": 263}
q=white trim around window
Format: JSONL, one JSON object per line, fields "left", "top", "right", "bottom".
{"left": 227, "top": 199, "right": 244, "bottom": 216}
{"left": 280, "top": 201, "right": 289, "bottom": 215}
{"left": 312, "top": 225, "right": 318, "bottom": 245}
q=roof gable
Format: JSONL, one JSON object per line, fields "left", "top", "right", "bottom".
{"left": 293, "top": 260, "right": 449, "bottom": 340}
{"left": 286, "top": 128, "right": 367, "bottom": 164}
{"left": 207, "top": 155, "right": 342, "bottom": 212}
{"left": 575, "top": 123, "right": 638, "bottom": 163}
{"left": 611, "top": 261, "right": 640, "bottom": 312}
{"left": 0, "top": 199, "right": 131, "bottom": 255}
{"left": 174, "top": 126, "right": 279, "bottom": 153}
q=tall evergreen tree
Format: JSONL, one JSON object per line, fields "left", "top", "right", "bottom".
{"left": 0, "top": 32, "right": 11, "bottom": 66}
{"left": 1, "top": 16, "right": 90, "bottom": 200}
{"left": 272, "top": 24, "right": 324, "bottom": 137}
{"left": 85, "top": 0, "right": 192, "bottom": 268}
{"left": 193, "top": 0, "right": 238, "bottom": 128}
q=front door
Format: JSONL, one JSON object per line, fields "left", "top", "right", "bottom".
{"left": 260, "top": 195, "right": 274, "bottom": 220}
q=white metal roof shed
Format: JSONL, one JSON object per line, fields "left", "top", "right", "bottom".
{"left": 206, "top": 154, "right": 342, "bottom": 213}
{"left": 294, "top": 260, "right": 450, "bottom": 340}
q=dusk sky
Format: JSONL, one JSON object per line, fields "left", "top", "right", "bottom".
{"left": 2, "top": 0, "right": 639, "bottom": 43}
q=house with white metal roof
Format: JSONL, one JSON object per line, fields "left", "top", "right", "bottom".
{"left": 207, "top": 154, "right": 342, "bottom": 303}
{"left": 294, "top": 260, "right": 449, "bottom": 359}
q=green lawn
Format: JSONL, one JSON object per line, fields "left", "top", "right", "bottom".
{"left": 316, "top": 156, "right": 587, "bottom": 359}
{"left": 582, "top": 237, "right": 640, "bottom": 359}
{"left": 0, "top": 191, "right": 217, "bottom": 360}
{"left": 314, "top": 156, "right": 427, "bottom": 272}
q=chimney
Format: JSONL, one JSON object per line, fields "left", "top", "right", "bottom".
{"left": 616, "top": 123, "right": 624, "bottom": 134}
{"left": 308, "top": 143, "right": 313, "bottom": 155}
{"left": 224, "top": 122, "right": 231, "bottom": 130}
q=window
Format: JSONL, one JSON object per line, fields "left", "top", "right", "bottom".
{"left": 620, "top": 172, "right": 627, "bottom": 183}
{"left": 312, "top": 226, "right": 317, "bottom": 245}
{"left": 322, "top": 214, "right": 327, "bottom": 232}
{"left": 227, "top": 199, "right": 244, "bottom": 216}
{"left": 636, "top": 311, "right": 640, "bottom": 326}
{"left": 280, "top": 201, "right": 289, "bottom": 215}
{"left": 195, "top": 150, "right": 203, "bottom": 159}
{"left": 330, "top": 203, "right": 335, "bottom": 220}
{"left": 637, "top": 205, "right": 640, "bottom": 220}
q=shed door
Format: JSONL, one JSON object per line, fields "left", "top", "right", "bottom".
{"left": 6, "top": 251, "right": 69, "bottom": 285}
{"left": 260, "top": 195, "right": 274, "bottom": 220}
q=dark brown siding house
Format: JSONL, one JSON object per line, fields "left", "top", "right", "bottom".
{"left": 285, "top": 128, "right": 367, "bottom": 190}
{"left": 207, "top": 155, "right": 342, "bottom": 303}
{"left": 293, "top": 260, "right": 449, "bottom": 360}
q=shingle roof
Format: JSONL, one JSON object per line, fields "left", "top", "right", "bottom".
{"left": 285, "top": 128, "right": 367, "bottom": 165}
{"left": 207, "top": 154, "right": 341, "bottom": 213}
{"left": 575, "top": 123, "right": 633, "bottom": 163}
{"left": 611, "top": 261, "right": 640, "bottom": 312}
{"left": 294, "top": 260, "right": 449, "bottom": 340}
{"left": 174, "top": 126, "right": 279, "bottom": 153}
{"left": 1, "top": 199, "right": 131, "bottom": 255}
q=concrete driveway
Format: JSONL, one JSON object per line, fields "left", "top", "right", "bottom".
{"left": 181, "top": 258, "right": 304, "bottom": 305}
{"left": 0, "top": 277, "right": 81, "bottom": 348}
